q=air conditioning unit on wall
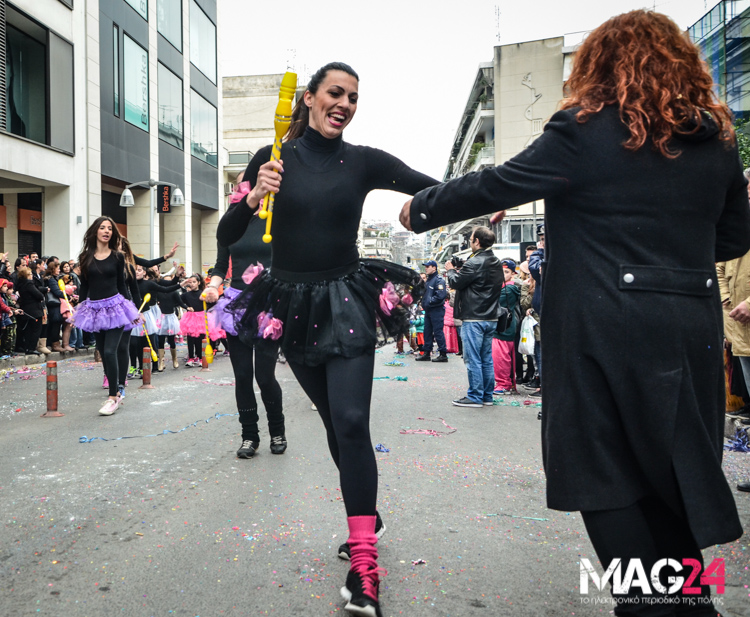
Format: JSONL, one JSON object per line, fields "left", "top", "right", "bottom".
{"left": 223, "top": 183, "right": 234, "bottom": 196}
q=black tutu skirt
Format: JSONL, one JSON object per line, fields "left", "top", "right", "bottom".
{"left": 226, "top": 259, "right": 424, "bottom": 366}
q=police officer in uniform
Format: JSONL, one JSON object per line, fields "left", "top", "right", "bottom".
{"left": 416, "top": 260, "right": 449, "bottom": 362}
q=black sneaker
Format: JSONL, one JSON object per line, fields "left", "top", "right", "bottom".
{"left": 414, "top": 353, "right": 432, "bottom": 362}
{"left": 524, "top": 377, "right": 540, "bottom": 389}
{"left": 338, "top": 511, "right": 386, "bottom": 561}
{"left": 237, "top": 439, "right": 260, "bottom": 459}
{"left": 431, "top": 353, "right": 448, "bottom": 363}
{"left": 529, "top": 388, "right": 542, "bottom": 398}
{"left": 727, "top": 406, "right": 750, "bottom": 419}
{"left": 340, "top": 568, "right": 383, "bottom": 617}
{"left": 452, "top": 397, "right": 482, "bottom": 408}
{"left": 270, "top": 435, "right": 287, "bottom": 454}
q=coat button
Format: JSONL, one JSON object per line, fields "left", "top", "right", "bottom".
{"left": 623, "top": 273, "right": 634, "bottom": 283}
{"left": 420, "top": 213, "right": 427, "bottom": 220}
{"left": 706, "top": 279, "right": 713, "bottom": 288}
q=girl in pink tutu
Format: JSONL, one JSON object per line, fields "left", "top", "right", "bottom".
{"left": 73, "top": 217, "right": 141, "bottom": 416}
{"left": 179, "top": 274, "right": 224, "bottom": 366}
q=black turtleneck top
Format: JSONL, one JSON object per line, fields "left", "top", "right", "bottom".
{"left": 217, "top": 127, "right": 438, "bottom": 277}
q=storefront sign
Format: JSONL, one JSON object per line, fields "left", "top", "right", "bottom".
{"left": 158, "top": 185, "right": 171, "bottom": 213}
{"left": 18, "top": 209, "right": 42, "bottom": 232}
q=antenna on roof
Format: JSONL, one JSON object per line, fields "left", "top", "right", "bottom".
{"left": 495, "top": 5, "right": 501, "bottom": 43}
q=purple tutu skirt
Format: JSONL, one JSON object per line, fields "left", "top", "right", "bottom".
{"left": 180, "top": 310, "right": 226, "bottom": 339}
{"left": 74, "top": 294, "right": 140, "bottom": 333}
{"left": 209, "top": 286, "right": 242, "bottom": 336}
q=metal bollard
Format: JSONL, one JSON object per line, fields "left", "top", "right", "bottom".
{"left": 41, "top": 361, "right": 64, "bottom": 417}
{"left": 200, "top": 339, "right": 211, "bottom": 372}
{"left": 140, "top": 347, "right": 155, "bottom": 389}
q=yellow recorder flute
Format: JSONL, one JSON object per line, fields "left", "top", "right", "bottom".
{"left": 258, "top": 71, "right": 298, "bottom": 244}
{"left": 137, "top": 293, "right": 159, "bottom": 363}
{"left": 58, "top": 278, "right": 70, "bottom": 306}
{"left": 201, "top": 297, "right": 214, "bottom": 364}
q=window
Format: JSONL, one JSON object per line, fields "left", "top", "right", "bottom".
{"left": 125, "top": 0, "right": 148, "bottom": 20}
{"left": 5, "top": 24, "right": 47, "bottom": 144}
{"left": 113, "top": 25, "right": 120, "bottom": 116}
{"left": 190, "top": 89, "right": 217, "bottom": 166}
{"left": 3, "top": 6, "right": 74, "bottom": 153}
{"left": 189, "top": 0, "right": 216, "bottom": 83}
{"left": 158, "top": 64, "right": 183, "bottom": 149}
{"left": 157, "top": 0, "right": 182, "bottom": 50}
{"left": 123, "top": 34, "right": 149, "bottom": 132}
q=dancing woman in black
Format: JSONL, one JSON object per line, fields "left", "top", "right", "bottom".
{"left": 74, "top": 217, "right": 140, "bottom": 416}
{"left": 217, "top": 62, "right": 438, "bottom": 617}
{"left": 205, "top": 171, "right": 286, "bottom": 459}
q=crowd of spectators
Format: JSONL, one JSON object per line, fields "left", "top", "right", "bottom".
{"left": 0, "top": 252, "right": 96, "bottom": 357}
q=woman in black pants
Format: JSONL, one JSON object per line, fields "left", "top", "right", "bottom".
{"left": 204, "top": 171, "right": 285, "bottom": 460}
{"left": 15, "top": 267, "right": 44, "bottom": 354}
{"left": 73, "top": 217, "right": 140, "bottom": 415}
{"left": 218, "top": 62, "right": 437, "bottom": 617}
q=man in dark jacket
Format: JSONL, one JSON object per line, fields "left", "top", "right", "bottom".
{"left": 416, "top": 260, "right": 449, "bottom": 362}
{"left": 445, "top": 226, "right": 504, "bottom": 407}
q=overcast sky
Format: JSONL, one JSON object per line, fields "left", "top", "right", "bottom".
{"left": 220, "top": 0, "right": 715, "bottom": 222}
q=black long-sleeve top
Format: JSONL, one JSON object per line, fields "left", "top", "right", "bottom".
{"left": 217, "top": 127, "right": 438, "bottom": 276}
{"left": 79, "top": 252, "right": 128, "bottom": 302}
{"left": 213, "top": 216, "right": 271, "bottom": 292}
{"left": 181, "top": 289, "right": 214, "bottom": 312}
{"left": 134, "top": 255, "right": 167, "bottom": 268}
{"left": 136, "top": 278, "right": 181, "bottom": 310}
{"left": 124, "top": 263, "right": 142, "bottom": 308}
{"left": 158, "top": 289, "right": 187, "bottom": 314}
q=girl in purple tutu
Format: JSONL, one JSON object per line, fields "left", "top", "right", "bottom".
{"left": 74, "top": 216, "right": 141, "bottom": 416}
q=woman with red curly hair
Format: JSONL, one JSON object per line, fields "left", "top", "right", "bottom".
{"left": 402, "top": 10, "right": 746, "bottom": 616}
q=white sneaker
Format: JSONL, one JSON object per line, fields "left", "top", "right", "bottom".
{"left": 98, "top": 397, "right": 120, "bottom": 416}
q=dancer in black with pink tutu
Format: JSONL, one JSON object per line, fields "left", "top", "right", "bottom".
{"left": 73, "top": 217, "right": 140, "bottom": 416}
{"left": 217, "top": 62, "right": 438, "bottom": 617}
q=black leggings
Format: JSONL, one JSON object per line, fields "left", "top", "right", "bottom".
{"left": 95, "top": 327, "right": 124, "bottom": 397}
{"left": 226, "top": 334, "right": 284, "bottom": 442}
{"left": 117, "top": 330, "right": 131, "bottom": 385}
{"left": 130, "top": 335, "right": 145, "bottom": 369}
{"left": 187, "top": 335, "right": 203, "bottom": 358}
{"left": 582, "top": 496, "right": 713, "bottom": 616}
{"left": 158, "top": 334, "right": 176, "bottom": 350}
{"left": 289, "top": 352, "right": 376, "bottom": 517}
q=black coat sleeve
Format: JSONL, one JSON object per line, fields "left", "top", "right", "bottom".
{"left": 217, "top": 146, "right": 272, "bottom": 247}
{"left": 715, "top": 150, "right": 750, "bottom": 262}
{"left": 410, "top": 110, "right": 579, "bottom": 234}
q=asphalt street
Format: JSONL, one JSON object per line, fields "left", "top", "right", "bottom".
{"left": 0, "top": 346, "right": 748, "bottom": 617}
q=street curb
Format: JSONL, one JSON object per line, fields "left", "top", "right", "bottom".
{"left": 0, "top": 347, "right": 97, "bottom": 371}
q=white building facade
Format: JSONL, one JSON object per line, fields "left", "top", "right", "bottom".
{"left": 0, "top": 0, "right": 223, "bottom": 275}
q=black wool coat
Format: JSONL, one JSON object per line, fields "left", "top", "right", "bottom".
{"left": 410, "top": 106, "right": 750, "bottom": 548}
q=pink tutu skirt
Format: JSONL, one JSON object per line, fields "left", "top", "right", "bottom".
{"left": 180, "top": 310, "right": 225, "bottom": 339}
{"left": 73, "top": 294, "right": 139, "bottom": 332}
